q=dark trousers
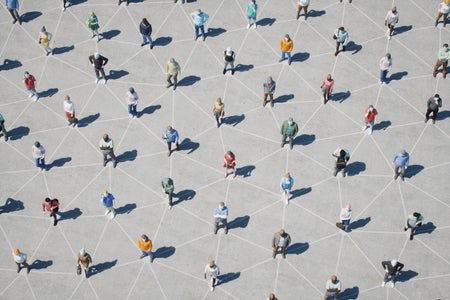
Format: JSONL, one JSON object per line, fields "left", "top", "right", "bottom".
{"left": 214, "top": 112, "right": 223, "bottom": 127}
{"left": 167, "top": 74, "right": 178, "bottom": 86}
{"left": 50, "top": 208, "right": 59, "bottom": 225}
{"left": 165, "top": 191, "right": 173, "bottom": 206}
{"left": 214, "top": 218, "right": 228, "bottom": 234}
{"left": 167, "top": 141, "right": 179, "bottom": 152}
{"left": 103, "top": 150, "right": 117, "bottom": 163}
{"left": 195, "top": 25, "right": 205, "bottom": 39}
{"left": 8, "top": 9, "right": 20, "bottom": 22}
{"left": 0, "top": 121, "right": 8, "bottom": 141}
{"left": 335, "top": 41, "right": 345, "bottom": 53}
{"left": 281, "top": 135, "right": 294, "bottom": 149}
{"left": 394, "top": 164, "right": 405, "bottom": 179}
{"left": 263, "top": 93, "right": 274, "bottom": 106}
{"left": 94, "top": 67, "right": 106, "bottom": 80}
{"left": 425, "top": 108, "right": 439, "bottom": 121}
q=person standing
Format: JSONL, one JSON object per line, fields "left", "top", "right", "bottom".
{"left": 223, "top": 151, "right": 236, "bottom": 178}
{"left": 38, "top": 27, "right": 53, "bottom": 56}
{"left": 0, "top": 113, "right": 9, "bottom": 141}
{"left": 86, "top": 11, "right": 101, "bottom": 42}
{"left": 393, "top": 149, "right": 409, "bottom": 181}
{"left": 62, "top": 0, "right": 71, "bottom": 11}
{"left": 6, "top": 0, "right": 21, "bottom": 24}
{"left": 190, "top": 9, "right": 209, "bottom": 41}
{"left": 296, "top": 0, "right": 310, "bottom": 20}
{"left": 336, "top": 203, "right": 352, "bottom": 231}
{"left": 118, "top": 0, "right": 129, "bottom": 5}
{"left": 101, "top": 190, "right": 116, "bottom": 218}
{"left": 99, "top": 134, "right": 117, "bottom": 168}
{"left": 174, "top": 0, "right": 185, "bottom": 3}
{"left": 332, "top": 148, "right": 350, "bottom": 177}
{"left": 263, "top": 76, "right": 276, "bottom": 107}
{"left": 272, "top": 229, "right": 291, "bottom": 259}
{"left": 32, "top": 141, "right": 46, "bottom": 171}
{"left": 138, "top": 234, "right": 154, "bottom": 262}
{"left": 42, "top": 197, "right": 60, "bottom": 226}
{"left": 12, "top": 249, "right": 30, "bottom": 273}
{"left": 23, "top": 71, "right": 39, "bottom": 101}
{"left": 280, "top": 172, "right": 294, "bottom": 205}
{"left": 324, "top": 275, "right": 341, "bottom": 300}
{"left": 385, "top": 6, "right": 399, "bottom": 39}
{"left": 435, "top": 1, "right": 449, "bottom": 27}
{"left": 162, "top": 125, "right": 180, "bottom": 157}
{"left": 166, "top": 58, "right": 181, "bottom": 90}
{"left": 425, "top": 94, "right": 442, "bottom": 124}
{"left": 280, "top": 117, "right": 299, "bottom": 150}
{"left": 223, "top": 47, "right": 235, "bottom": 75}
{"left": 433, "top": 43, "right": 449, "bottom": 79}
{"left": 279, "top": 34, "right": 293, "bottom": 65}
{"left": 64, "top": 95, "right": 78, "bottom": 127}
{"left": 77, "top": 248, "right": 92, "bottom": 278}
{"left": 161, "top": 177, "right": 175, "bottom": 209}
{"left": 379, "top": 53, "right": 392, "bottom": 84}
{"left": 246, "top": 0, "right": 258, "bottom": 29}
{"left": 139, "top": 18, "right": 154, "bottom": 49}
{"left": 213, "top": 201, "right": 228, "bottom": 234}
{"left": 381, "top": 259, "right": 404, "bottom": 287}
{"left": 333, "top": 27, "right": 349, "bottom": 56}
{"left": 213, "top": 98, "right": 225, "bottom": 128}
{"left": 362, "top": 105, "right": 378, "bottom": 134}
{"left": 126, "top": 87, "right": 139, "bottom": 118}
{"left": 339, "top": 0, "right": 352, "bottom": 3}
{"left": 204, "top": 260, "right": 220, "bottom": 291}
{"left": 404, "top": 212, "right": 424, "bottom": 240}
{"left": 89, "top": 52, "right": 108, "bottom": 84}
{"left": 320, "top": 74, "right": 334, "bottom": 104}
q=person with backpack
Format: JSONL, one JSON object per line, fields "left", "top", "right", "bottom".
{"left": 42, "top": 197, "right": 60, "bottom": 226}
{"left": 223, "top": 47, "right": 235, "bottom": 75}
{"left": 161, "top": 177, "right": 175, "bottom": 209}
{"left": 223, "top": 151, "right": 236, "bottom": 178}
{"left": 332, "top": 148, "right": 350, "bottom": 177}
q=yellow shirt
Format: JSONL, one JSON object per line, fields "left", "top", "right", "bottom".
{"left": 138, "top": 238, "right": 152, "bottom": 252}
{"left": 280, "top": 38, "right": 293, "bottom": 52}
{"left": 39, "top": 32, "right": 50, "bottom": 47}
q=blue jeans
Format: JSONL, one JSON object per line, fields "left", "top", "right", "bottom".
{"left": 142, "top": 34, "right": 153, "bottom": 45}
{"left": 281, "top": 51, "right": 292, "bottom": 62}
{"left": 141, "top": 250, "right": 154, "bottom": 260}
{"left": 380, "top": 70, "right": 388, "bottom": 83}
{"left": 35, "top": 158, "right": 45, "bottom": 169}
{"left": 195, "top": 25, "right": 205, "bottom": 39}
{"left": 128, "top": 104, "right": 137, "bottom": 116}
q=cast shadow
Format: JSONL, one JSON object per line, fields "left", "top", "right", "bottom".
{"left": 338, "top": 286, "right": 359, "bottom": 300}
{"left": 173, "top": 189, "right": 196, "bottom": 205}
{"left": 8, "top": 126, "right": 29, "bottom": 140}
{"left": 207, "top": 27, "right": 226, "bottom": 37}
{"left": 404, "top": 164, "right": 424, "bottom": 178}
{"left": 31, "top": 259, "right": 53, "bottom": 270}
{"left": 285, "top": 242, "right": 309, "bottom": 255}
{"left": 396, "top": 270, "right": 418, "bottom": 282}
{"left": 331, "top": 90, "right": 351, "bottom": 103}
{"left": 115, "top": 203, "right": 136, "bottom": 215}
{"left": 346, "top": 41, "right": 362, "bottom": 55}
{"left": 389, "top": 71, "right": 408, "bottom": 82}
{"left": 48, "top": 157, "right": 72, "bottom": 170}
{"left": 117, "top": 149, "right": 137, "bottom": 162}
{"left": 236, "top": 165, "right": 255, "bottom": 178}
{"left": 349, "top": 217, "right": 370, "bottom": 231}
{"left": 436, "top": 110, "right": 450, "bottom": 120}
{"left": 138, "top": 104, "right": 161, "bottom": 118}
{"left": 178, "top": 75, "right": 201, "bottom": 87}
{"left": 346, "top": 161, "right": 365, "bottom": 176}
{"left": 21, "top": 11, "right": 42, "bottom": 23}
{"left": 0, "top": 59, "right": 22, "bottom": 71}
{"left": 373, "top": 120, "right": 391, "bottom": 131}
{"left": 294, "top": 134, "right": 315, "bottom": 146}
{"left": 58, "top": 208, "right": 82, "bottom": 221}
{"left": 39, "top": 88, "right": 58, "bottom": 98}
{"left": 70, "top": 0, "right": 88, "bottom": 4}
{"left": 101, "top": 29, "right": 120, "bottom": 40}
{"left": 108, "top": 70, "right": 129, "bottom": 80}
{"left": 256, "top": 17, "right": 275, "bottom": 26}
{"left": 77, "top": 113, "right": 100, "bottom": 128}
{"left": 179, "top": 138, "right": 199, "bottom": 154}
{"left": 89, "top": 259, "right": 118, "bottom": 276}
{"left": 290, "top": 187, "right": 312, "bottom": 200}
{"left": 274, "top": 94, "right": 294, "bottom": 104}
{"left": 222, "top": 114, "right": 245, "bottom": 126}
{"left": 228, "top": 215, "right": 250, "bottom": 229}
{"left": 0, "top": 198, "right": 24, "bottom": 214}
{"left": 218, "top": 272, "right": 240, "bottom": 285}
{"left": 154, "top": 246, "right": 176, "bottom": 259}
{"left": 394, "top": 25, "right": 412, "bottom": 35}
{"left": 235, "top": 64, "right": 254, "bottom": 72}
{"left": 154, "top": 36, "right": 172, "bottom": 47}
{"left": 53, "top": 45, "right": 74, "bottom": 55}
{"left": 291, "top": 52, "right": 310, "bottom": 62}
{"left": 126, "top": 0, "right": 145, "bottom": 3}
{"left": 415, "top": 222, "right": 436, "bottom": 235}
{"left": 308, "top": 10, "right": 326, "bottom": 18}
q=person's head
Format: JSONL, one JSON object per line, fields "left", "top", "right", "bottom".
{"left": 89, "top": 11, "right": 95, "bottom": 17}
{"left": 267, "top": 76, "right": 273, "bottom": 82}
{"left": 268, "top": 293, "right": 275, "bottom": 300}
{"left": 141, "top": 234, "right": 148, "bottom": 241}
{"left": 209, "top": 260, "right": 215, "bottom": 267}
{"left": 284, "top": 34, "right": 290, "bottom": 41}
{"left": 434, "top": 94, "right": 440, "bottom": 100}
{"left": 198, "top": 9, "right": 202, "bottom": 14}
{"left": 34, "top": 141, "right": 41, "bottom": 148}
{"left": 169, "top": 58, "right": 175, "bottom": 64}
{"left": 326, "top": 74, "right": 332, "bottom": 80}
{"left": 391, "top": 6, "right": 397, "bottom": 13}
{"left": 279, "top": 229, "right": 285, "bottom": 236}
{"left": 340, "top": 149, "right": 346, "bottom": 158}
{"left": 80, "top": 248, "right": 86, "bottom": 256}
{"left": 331, "top": 275, "right": 337, "bottom": 283}
{"left": 219, "top": 201, "right": 225, "bottom": 209}
{"left": 13, "top": 249, "right": 20, "bottom": 255}
{"left": 252, "top": 0, "right": 256, "bottom": 3}
{"left": 400, "top": 149, "right": 406, "bottom": 156}
{"left": 385, "top": 53, "right": 391, "bottom": 60}
{"left": 216, "top": 97, "right": 222, "bottom": 104}
{"left": 129, "top": 87, "right": 135, "bottom": 94}
{"left": 166, "top": 125, "right": 172, "bottom": 132}
{"left": 41, "top": 26, "right": 46, "bottom": 32}
{"left": 94, "top": 52, "right": 100, "bottom": 60}
{"left": 103, "top": 134, "right": 109, "bottom": 141}
{"left": 226, "top": 150, "right": 234, "bottom": 157}
{"left": 287, "top": 117, "right": 293, "bottom": 125}
{"left": 45, "top": 197, "right": 51, "bottom": 203}
{"left": 102, "top": 189, "right": 108, "bottom": 195}
{"left": 339, "top": 26, "right": 345, "bottom": 31}
{"left": 142, "top": 18, "right": 149, "bottom": 25}
{"left": 65, "top": 95, "right": 70, "bottom": 101}
{"left": 345, "top": 203, "right": 351, "bottom": 210}
{"left": 443, "top": 43, "right": 449, "bottom": 50}
{"left": 391, "top": 259, "right": 398, "bottom": 267}
{"left": 24, "top": 71, "right": 30, "bottom": 78}
{"left": 369, "top": 104, "right": 374, "bottom": 112}
{"left": 413, "top": 212, "right": 421, "bottom": 218}
{"left": 285, "top": 172, "right": 291, "bottom": 178}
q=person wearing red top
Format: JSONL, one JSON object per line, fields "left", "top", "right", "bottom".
{"left": 223, "top": 151, "right": 236, "bottom": 178}
{"left": 42, "top": 197, "right": 60, "bottom": 226}
{"left": 362, "top": 105, "right": 378, "bottom": 135}
{"left": 23, "top": 71, "right": 39, "bottom": 101}
{"left": 320, "top": 74, "right": 334, "bottom": 104}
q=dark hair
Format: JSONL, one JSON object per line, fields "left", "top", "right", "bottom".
{"left": 340, "top": 149, "right": 346, "bottom": 157}
{"left": 413, "top": 212, "right": 421, "bottom": 218}
{"left": 45, "top": 197, "right": 51, "bottom": 203}
{"left": 142, "top": 18, "right": 149, "bottom": 26}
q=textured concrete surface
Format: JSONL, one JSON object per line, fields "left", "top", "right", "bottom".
{"left": 0, "top": 0, "right": 449, "bottom": 299}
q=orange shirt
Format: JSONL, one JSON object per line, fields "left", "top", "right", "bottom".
{"left": 138, "top": 238, "right": 152, "bottom": 252}
{"left": 280, "top": 38, "right": 293, "bottom": 52}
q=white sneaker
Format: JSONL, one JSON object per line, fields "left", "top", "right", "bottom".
{"left": 32, "top": 96, "right": 38, "bottom": 102}
{"left": 210, "top": 286, "right": 214, "bottom": 292}
{"left": 246, "top": 24, "right": 250, "bottom": 29}
{"left": 62, "top": 6, "right": 65, "bottom": 11}
{"left": 362, "top": 125, "right": 367, "bottom": 131}
{"left": 103, "top": 79, "right": 107, "bottom": 84}
{"left": 387, "top": 35, "right": 391, "bottom": 40}
{"left": 381, "top": 281, "right": 386, "bottom": 287}
{"left": 253, "top": 24, "right": 257, "bottom": 29}
{"left": 389, "top": 282, "right": 395, "bottom": 288}
{"left": 368, "top": 129, "right": 373, "bottom": 135}
{"left": 104, "top": 210, "right": 110, "bottom": 215}
{"left": 28, "top": 93, "right": 33, "bottom": 98}
{"left": 95, "top": 78, "right": 99, "bottom": 84}
{"left": 168, "top": 205, "right": 172, "bottom": 210}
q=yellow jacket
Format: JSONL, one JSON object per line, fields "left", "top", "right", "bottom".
{"left": 280, "top": 38, "right": 293, "bottom": 52}
{"left": 39, "top": 32, "right": 51, "bottom": 47}
{"left": 138, "top": 237, "right": 152, "bottom": 252}
{"left": 166, "top": 60, "right": 181, "bottom": 75}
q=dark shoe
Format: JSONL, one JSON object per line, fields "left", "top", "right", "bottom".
{"left": 12, "top": 19, "right": 17, "bottom": 24}
{"left": 270, "top": 102, "right": 274, "bottom": 107}
{"left": 141, "top": 43, "right": 146, "bottom": 47}
{"left": 103, "top": 160, "right": 107, "bottom": 167}
{"left": 113, "top": 161, "right": 118, "bottom": 168}
{"left": 54, "top": 220, "right": 58, "bottom": 226}
{"left": 173, "top": 84, "right": 177, "bottom": 90}
{"left": 278, "top": 58, "right": 284, "bottom": 63}
{"left": 150, "top": 257, "right": 154, "bottom": 263}
{"left": 424, "top": 118, "right": 428, "bottom": 123}
{"left": 288, "top": 60, "right": 291, "bottom": 65}
{"left": 27, "top": 267, "right": 30, "bottom": 274}
{"left": 433, "top": 72, "right": 437, "bottom": 78}
{"left": 409, "top": 235, "right": 413, "bottom": 240}
{"left": 394, "top": 174, "right": 398, "bottom": 180}
{"left": 223, "top": 69, "right": 226, "bottom": 75}
{"left": 139, "top": 254, "right": 145, "bottom": 259}
{"left": 203, "top": 36, "right": 206, "bottom": 41}
{"left": 404, "top": 227, "right": 407, "bottom": 231}
{"left": 224, "top": 228, "right": 228, "bottom": 234}
{"left": 4, "top": 136, "right": 8, "bottom": 142}
{"left": 231, "top": 70, "right": 235, "bottom": 75}
{"left": 336, "top": 222, "right": 345, "bottom": 230}
{"left": 334, "top": 51, "right": 338, "bottom": 56}
{"left": 176, "top": 144, "right": 180, "bottom": 151}
{"left": 85, "top": 269, "right": 89, "bottom": 278}
{"left": 18, "top": 20, "right": 22, "bottom": 25}
{"left": 214, "top": 229, "right": 218, "bottom": 234}
{"left": 46, "top": 51, "right": 51, "bottom": 56}
{"left": 17, "top": 265, "right": 21, "bottom": 273}
{"left": 296, "top": 14, "right": 300, "bottom": 20}
{"left": 342, "top": 46, "right": 346, "bottom": 52}
{"left": 166, "top": 83, "right": 173, "bottom": 88}
{"left": 289, "top": 144, "right": 293, "bottom": 150}
{"left": 150, "top": 44, "right": 154, "bottom": 49}
{"left": 400, "top": 175, "right": 404, "bottom": 181}
{"left": 282, "top": 253, "right": 286, "bottom": 259}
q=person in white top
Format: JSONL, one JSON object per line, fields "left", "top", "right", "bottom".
{"left": 379, "top": 53, "right": 392, "bottom": 84}
{"left": 32, "top": 141, "right": 46, "bottom": 171}
{"left": 125, "top": 87, "right": 139, "bottom": 118}
{"left": 204, "top": 260, "right": 220, "bottom": 291}
{"left": 336, "top": 203, "right": 352, "bottom": 231}
{"left": 333, "top": 27, "right": 349, "bottom": 56}
{"left": 385, "top": 6, "right": 399, "bottom": 39}
{"left": 296, "top": 0, "right": 310, "bottom": 20}
{"left": 64, "top": 95, "right": 77, "bottom": 127}
{"left": 435, "top": 1, "right": 449, "bottom": 27}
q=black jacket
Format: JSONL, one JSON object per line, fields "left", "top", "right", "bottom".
{"left": 89, "top": 55, "right": 108, "bottom": 69}
{"left": 382, "top": 261, "right": 404, "bottom": 275}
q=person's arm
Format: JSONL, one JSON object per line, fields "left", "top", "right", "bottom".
{"left": 102, "top": 57, "right": 108, "bottom": 66}
{"left": 272, "top": 234, "right": 277, "bottom": 248}
{"left": 396, "top": 263, "right": 404, "bottom": 273}
{"left": 174, "top": 131, "right": 179, "bottom": 144}
{"left": 286, "top": 235, "right": 291, "bottom": 248}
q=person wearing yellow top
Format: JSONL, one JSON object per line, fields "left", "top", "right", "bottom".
{"left": 278, "top": 34, "right": 293, "bottom": 65}
{"left": 166, "top": 58, "right": 181, "bottom": 90}
{"left": 213, "top": 98, "right": 225, "bottom": 127}
{"left": 138, "top": 234, "right": 154, "bottom": 262}
{"left": 38, "top": 26, "right": 53, "bottom": 56}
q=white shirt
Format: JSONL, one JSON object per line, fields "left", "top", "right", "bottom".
{"left": 298, "top": 0, "right": 309, "bottom": 6}
{"left": 204, "top": 264, "right": 220, "bottom": 278}
{"left": 379, "top": 57, "right": 392, "bottom": 71}
{"left": 439, "top": 2, "right": 449, "bottom": 14}
{"left": 64, "top": 100, "right": 74, "bottom": 113}
{"left": 32, "top": 145, "right": 45, "bottom": 159}
{"left": 278, "top": 236, "right": 287, "bottom": 247}
{"left": 340, "top": 208, "right": 352, "bottom": 221}
{"left": 385, "top": 11, "right": 399, "bottom": 25}
{"left": 126, "top": 91, "right": 139, "bottom": 105}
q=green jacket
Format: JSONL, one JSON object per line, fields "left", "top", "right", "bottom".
{"left": 280, "top": 120, "right": 299, "bottom": 137}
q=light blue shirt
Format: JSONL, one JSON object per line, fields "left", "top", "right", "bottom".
{"left": 393, "top": 152, "right": 409, "bottom": 167}
{"left": 163, "top": 128, "right": 179, "bottom": 143}
{"left": 6, "top": 0, "right": 19, "bottom": 9}
{"left": 190, "top": 11, "right": 209, "bottom": 26}
{"left": 213, "top": 206, "right": 228, "bottom": 220}
{"left": 334, "top": 29, "right": 349, "bottom": 44}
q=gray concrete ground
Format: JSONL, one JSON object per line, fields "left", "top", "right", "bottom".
{"left": 0, "top": 0, "right": 449, "bottom": 299}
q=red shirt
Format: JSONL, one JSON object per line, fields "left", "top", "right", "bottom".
{"left": 223, "top": 153, "right": 236, "bottom": 168}
{"left": 23, "top": 75, "right": 36, "bottom": 89}
{"left": 42, "top": 199, "right": 59, "bottom": 212}
{"left": 365, "top": 108, "right": 378, "bottom": 122}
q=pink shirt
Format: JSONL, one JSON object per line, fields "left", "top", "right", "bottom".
{"left": 321, "top": 78, "right": 334, "bottom": 90}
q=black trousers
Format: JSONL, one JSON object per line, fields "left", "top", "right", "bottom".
{"left": 425, "top": 108, "right": 439, "bottom": 121}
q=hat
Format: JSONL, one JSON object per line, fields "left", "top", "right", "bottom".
{"left": 102, "top": 189, "right": 108, "bottom": 195}
{"left": 94, "top": 53, "right": 100, "bottom": 59}
{"left": 391, "top": 259, "right": 398, "bottom": 266}
{"left": 80, "top": 248, "right": 86, "bottom": 256}
{"left": 129, "top": 87, "right": 135, "bottom": 94}
{"left": 13, "top": 249, "right": 20, "bottom": 255}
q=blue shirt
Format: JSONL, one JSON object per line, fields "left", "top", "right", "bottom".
{"left": 280, "top": 177, "right": 294, "bottom": 190}
{"left": 213, "top": 206, "right": 228, "bottom": 220}
{"left": 6, "top": 0, "right": 19, "bottom": 9}
{"left": 393, "top": 152, "right": 409, "bottom": 167}
{"left": 101, "top": 193, "right": 115, "bottom": 207}
{"left": 163, "top": 128, "right": 179, "bottom": 143}
{"left": 190, "top": 11, "right": 209, "bottom": 26}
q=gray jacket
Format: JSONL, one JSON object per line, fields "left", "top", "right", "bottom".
{"left": 427, "top": 97, "right": 442, "bottom": 110}
{"left": 263, "top": 79, "right": 276, "bottom": 94}
{"left": 272, "top": 232, "right": 291, "bottom": 248}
